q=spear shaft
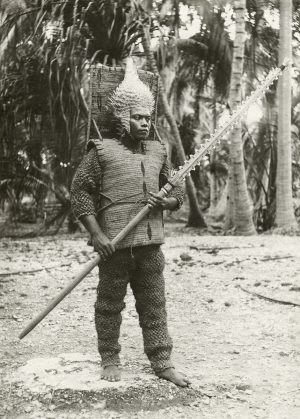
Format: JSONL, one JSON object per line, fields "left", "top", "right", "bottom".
{"left": 19, "top": 61, "right": 288, "bottom": 339}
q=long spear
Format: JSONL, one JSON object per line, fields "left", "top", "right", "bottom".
{"left": 19, "top": 61, "right": 289, "bottom": 339}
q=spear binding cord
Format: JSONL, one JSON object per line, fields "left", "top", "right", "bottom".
{"left": 19, "top": 61, "right": 289, "bottom": 340}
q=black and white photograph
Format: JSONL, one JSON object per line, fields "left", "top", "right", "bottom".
{"left": 0, "top": 0, "right": 299, "bottom": 418}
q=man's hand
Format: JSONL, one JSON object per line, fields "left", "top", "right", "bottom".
{"left": 91, "top": 231, "right": 115, "bottom": 260}
{"left": 148, "top": 192, "right": 178, "bottom": 211}
{"left": 79, "top": 214, "right": 115, "bottom": 260}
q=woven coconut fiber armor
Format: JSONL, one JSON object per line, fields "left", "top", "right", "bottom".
{"left": 70, "top": 140, "right": 185, "bottom": 249}
{"left": 88, "top": 137, "right": 166, "bottom": 249}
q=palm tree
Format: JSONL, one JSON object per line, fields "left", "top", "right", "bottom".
{"left": 141, "top": 0, "right": 234, "bottom": 226}
{"left": 141, "top": 25, "right": 207, "bottom": 227}
{"left": 224, "top": 0, "right": 256, "bottom": 235}
{"left": 275, "top": 0, "right": 297, "bottom": 228}
{"left": 173, "top": 4, "right": 232, "bottom": 218}
{"left": 139, "top": 0, "right": 210, "bottom": 227}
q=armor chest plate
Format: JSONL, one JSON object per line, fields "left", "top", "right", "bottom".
{"left": 101, "top": 139, "right": 164, "bottom": 198}
{"left": 94, "top": 138, "right": 166, "bottom": 248}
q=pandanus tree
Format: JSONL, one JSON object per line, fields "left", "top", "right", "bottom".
{"left": 0, "top": 0, "right": 49, "bottom": 226}
{"left": 0, "top": 0, "right": 141, "bottom": 233}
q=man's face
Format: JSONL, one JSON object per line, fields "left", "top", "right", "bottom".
{"left": 129, "top": 107, "right": 151, "bottom": 141}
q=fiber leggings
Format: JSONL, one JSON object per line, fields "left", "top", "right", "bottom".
{"left": 95, "top": 245, "right": 173, "bottom": 372}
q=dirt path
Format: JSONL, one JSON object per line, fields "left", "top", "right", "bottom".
{"left": 0, "top": 225, "right": 300, "bottom": 419}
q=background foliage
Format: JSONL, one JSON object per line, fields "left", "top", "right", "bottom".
{"left": 0, "top": 0, "right": 299, "bottom": 235}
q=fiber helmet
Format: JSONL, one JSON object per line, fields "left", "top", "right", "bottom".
{"left": 108, "top": 57, "right": 155, "bottom": 132}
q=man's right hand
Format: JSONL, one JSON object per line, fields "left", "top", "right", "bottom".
{"left": 90, "top": 231, "right": 115, "bottom": 260}
{"left": 79, "top": 214, "right": 115, "bottom": 260}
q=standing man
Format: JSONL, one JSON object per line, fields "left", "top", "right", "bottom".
{"left": 71, "top": 59, "right": 190, "bottom": 387}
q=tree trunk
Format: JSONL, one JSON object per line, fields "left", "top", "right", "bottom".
{"left": 211, "top": 181, "right": 228, "bottom": 222}
{"left": 142, "top": 27, "right": 207, "bottom": 228}
{"left": 209, "top": 96, "right": 218, "bottom": 214}
{"left": 275, "top": 0, "right": 297, "bottom": 228}
{"left": 224, "top": 0, "right": 256, "bottom": 235}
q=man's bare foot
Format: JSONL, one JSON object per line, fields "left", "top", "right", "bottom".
{"left": 156, "top": 368, "right": 191, "bottom": 387}
{"left": 101, "top": 365, "right": 121, "bottom": 382}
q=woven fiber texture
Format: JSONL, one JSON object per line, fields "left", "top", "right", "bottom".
{"left": 70, "top": 140, "right": 185, "bottom": 249}
{"left": 95, "top": 245, "right": 174, "bottom": 372}
{"left": 89, "top": 64, "right": 159, "bottom": 140}
{"left": 92, "top": 137, "right": 165, "bottom": 248}
{"left": 107, "top": 58, "right": 155, "bottom": 132}
{"left": 70, "top": 147, "right": 101, "bottom": 218}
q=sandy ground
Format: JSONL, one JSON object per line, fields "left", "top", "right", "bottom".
{"left": 0, "top": 223, "right": 300, "bottom": 419}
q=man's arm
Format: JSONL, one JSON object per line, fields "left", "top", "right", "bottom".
{"left": 149, "top": 153, "right": 184, "bottom": 211}
{"left": 71, "top": 148, "right": 115, "bottom": 259}
{"left": 79, "top": 215, "right": 115, "bottom": 259}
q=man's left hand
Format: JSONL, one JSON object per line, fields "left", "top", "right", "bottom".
{"left": 148, "top": 192, "right": 178, "bottom": 211}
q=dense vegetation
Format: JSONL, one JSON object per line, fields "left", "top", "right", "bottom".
{"left": 0, "top": 0, "right": 299, "bottom": 236}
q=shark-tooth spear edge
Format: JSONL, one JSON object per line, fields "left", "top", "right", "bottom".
{"left": 19, "top": 60, "right": 289, "bottom": 340}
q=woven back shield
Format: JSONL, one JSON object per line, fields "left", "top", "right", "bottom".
{"left": 88, "top": 64, "right": 159, "bottom": 141}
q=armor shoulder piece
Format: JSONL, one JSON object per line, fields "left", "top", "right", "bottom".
{"left": 86, "top": 139, "right": 103, "bottom": 153}
{"left": 86, "top": 138, "right": 107, "bottom": 167}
